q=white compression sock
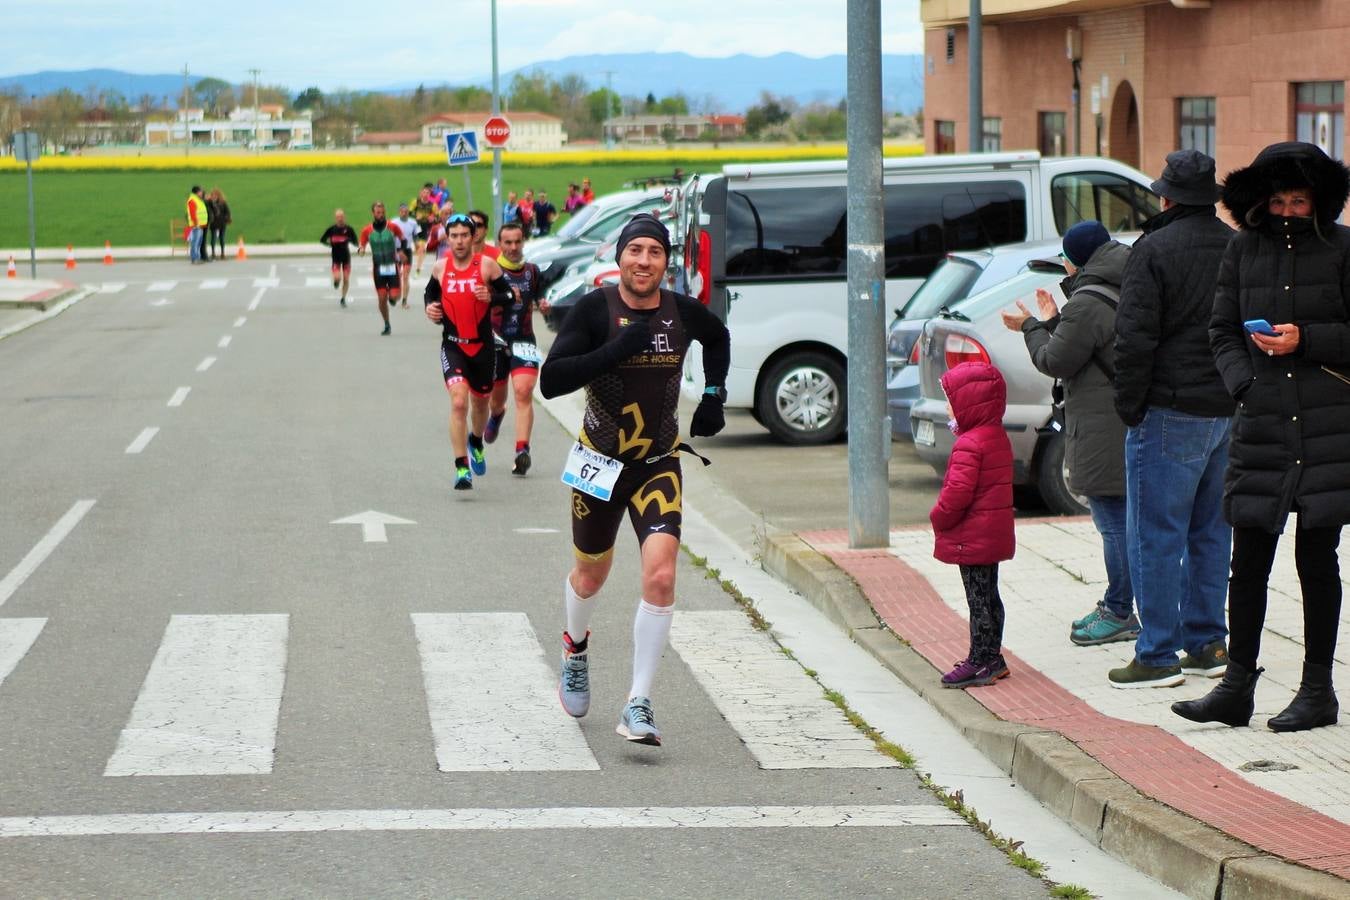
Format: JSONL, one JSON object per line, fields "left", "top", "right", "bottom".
{"left": 565, "top": 575, "right": 596, "bottom": 645}
{"left": 629, "top": 599, "right": 674, "bottom": 699}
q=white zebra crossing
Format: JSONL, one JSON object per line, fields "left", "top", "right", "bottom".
{"left": 0, "top": 619, "right": 46, "bottom": 688}
{"left": 146, "top": 280, "right": 177, "bottom": 292}
{"left": 199, "top": 279, "right": 228, "bottom": 290}
{"left": 96, "top": 283, "right": 126, "bottom": 294}
{"left": 305, "top": 276, "right": 333, "bottom": 289}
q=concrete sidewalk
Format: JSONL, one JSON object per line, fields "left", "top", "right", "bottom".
{"left": 0, "top": 277, "right": 88, "bottom": 340}
{"left": 766, "top": 519, "right": 1350, "bottom": 900}
{"left": 0, "top": 242, "right": 325, "bottom": 263}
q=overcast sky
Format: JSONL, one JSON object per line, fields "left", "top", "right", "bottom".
{"left": 3, "top": 0, "right": 923, "bottom": 91}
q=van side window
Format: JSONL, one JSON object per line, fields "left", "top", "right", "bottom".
{"left": 1052, "top": 173, "right": 1160, "bottom": 234}
{"left": 884, "top": 181, "right": 1026, "bottom": 277}
{"left": 725, "top": 188, "right": 847, "bottom": 278}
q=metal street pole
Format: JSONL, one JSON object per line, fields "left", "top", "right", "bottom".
{"left": 490, "top": 0, "right": 501, "bottom": 232}
{"left": 846, "top": 0, "right": 889, "bottom": 548}
{"left": 250, "top": 68, "right": 261, "bottom": 153}
{"left": 25, "top": 153, "right": 37, "bottom": 278}
{"left": 969, "top": 0, "right": 983, "bottom": 151}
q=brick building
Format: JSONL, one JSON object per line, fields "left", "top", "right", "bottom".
{"left": 921, "top": 0, "right": 1349, "bottom": 183}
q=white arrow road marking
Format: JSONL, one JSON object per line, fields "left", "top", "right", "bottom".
{"left": 413, "top": 613, "right": 599, "bottom": 772}
{"left": 148, "top": 298, "right": 173, "bottom": 307}
{"left": 125, "top": 427, "right": 159, "bottom": 454}
{"left": 196, "top": 356, "right": 216, "bottom": 372}
{"left": 330, "top": 510, "right": 415, "bottom": 543}
{"left": 104, "top": 614, "right": 288, "bottom": 776}
{"left": 97, "top": 283, "right": 126, "bottom": 294}
{"left": 167, "top": 387, "right": 190, "bottom": 407}
{"left": 199, "top": 279, "right": 227, "bottom": 290}
{"left": 146, "top": 280, "right": 177, "bottom": 292}
{"left": 233, "top": 316, "right": 246, "bottom": 327}
{"left": 217, "top": 335, "right": 232, "bottom": 349}
{"left": 0, "top": 619, "right": 46, "bottom": 687}
{"left": 670, "top": 611, "right": 900, "bottom": 769}
{"left": 513, "top": 527, "right": 560, "bottom": 534}
{"left": 0, "top": 500, "right": 96, "bottom": 608}
{"left": 252, "top": 277, "right": 279, "bottom": 289}
{"left": 0, "top": 805, "right": 959, "bottom": 838}
{"left": 247, "top": 287, "right": 266, "bottom": 310}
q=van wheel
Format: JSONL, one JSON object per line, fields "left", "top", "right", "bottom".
{"left": 757, "top": 352, "right": 847, "bottom": 444}
{"left": 1036, "top": 433, "right": 1089, "bottom": 516}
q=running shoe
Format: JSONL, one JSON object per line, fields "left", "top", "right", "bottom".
{"left": 1070, "top": 609, "right": 1140, "bottom": 646}
{"left": 512, "top": 449, "right": 532, "bottom": 476}
{"left": 941, "top": 658, "right": 1010, "bottom": 689}
{"left": 559, "top": 631, "right": 590, "bottom": 718}
{"left": 616, "top": 696, "right": 661, "bottom": 746}
{"left": 381, "top": 323, "right": 391, "bottom": 336}
{"left": 339, "top": 297, "right": 346, "bottom": 307}
{"left": 484, "top": 412, "right": 505, "bottom": 444}
{"left": 469, "top": 443, "right": 487, "bottom": 476}
{"left": 453, "top": 465, "right": 473, "bottom": 491}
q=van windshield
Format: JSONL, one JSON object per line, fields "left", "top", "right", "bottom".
{"left": 899, "top": 256, "right": 982, "bottom": 320}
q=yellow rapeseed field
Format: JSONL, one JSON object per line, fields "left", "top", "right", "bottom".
{"left": 0, "top": 142, "right": 924, "bottom": 172}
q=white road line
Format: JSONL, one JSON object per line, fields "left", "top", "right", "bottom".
{"left": 252, "top": 277, "right": 279, "bottom": 289}
{"left": 217, "top": 335, "right": 232, "bottom": 349}
{"left": 124, "top": 427, "right": 159, "bottom": 454}
{"left": 196, "top": 356, "right": 217, "bottom": 372}
{"left": 513, "top": 527, "right": 560, "bottom": 534}
{"left": 669, "top": 611, "right": 899, "bottom": 769}
{"left": 305, "top": 276, "right": 331, "bottom": 289}
{"left": 146, "top": 280, "right": 177, "bottom": 292}
{"left": 0, "top": 500, "right": 96, "bottom": 609}
{"left": 104, "top": 614, "right": 288, "bottom": 776}
{"left": 0, "top": 619, "right": 46, "bottom": 687}
{"left": 167, "top": 387, "right": 191, "bottom": 408}
{"left": 412, "top": 613, "right": 599, "bottom": 772}
{"left": 247, "top": 288, "right": 266, "bottom": 310}
{"left": 233, "top": 316, "right": 247, "bottom": 328}
{"left": 199, "top": 279, "right": 228, "bottom": 290}
{"left": 267, "top": 263, "right": 277, "bottom": 278}
{"left": 97, "top": 283, "right": 126, "bottom": 294}
{"left": 0, "top": 805, "right": 959, "bottom": 838}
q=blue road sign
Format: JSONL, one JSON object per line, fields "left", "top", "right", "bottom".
{"left": 444, "top": 130, "right": 480, "bottom": 166}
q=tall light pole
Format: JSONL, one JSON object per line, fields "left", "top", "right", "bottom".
{"left": 969, "top": 0, "right": 983, "bottom": 152}
{"left": 181, "top": 64, "right": 190, "bottom": 158}
{"left": 490, "top": 0, "right": 502, "bottom": 231}
{"left": 249, "top": 68, "right": 261, "bottom": 152}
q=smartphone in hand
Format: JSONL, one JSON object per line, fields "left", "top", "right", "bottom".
{"left": 1244, "top": 318, "right": 1280, "bottom": 337}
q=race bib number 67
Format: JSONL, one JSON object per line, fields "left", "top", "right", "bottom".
{"left": 561, "top": 441, "right": 623, "bottom": 501}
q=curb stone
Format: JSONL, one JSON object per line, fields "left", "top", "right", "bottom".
{"left": 762, "top": 531, "right": 1350, "bottom": 900}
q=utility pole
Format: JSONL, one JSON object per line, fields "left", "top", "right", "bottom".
{"left": 181, "top": 64, "right": 190, "bottom": 158}
{"left": 249, "top": 68, "right": 261, "bottom": 152}
{"left": 490, "top": 0, "right": 501, "bottom": 234}
{"left": 603, "top": 70, "right": 615, "bottom": 149}
{"left": 969, "top": 0, "right": 983, "bottom": 152}
{"left": 846, "top": 0, "right": 889, "bottom": 548}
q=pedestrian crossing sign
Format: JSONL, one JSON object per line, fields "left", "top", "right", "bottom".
{"left": 444, "top": 130, "right": 480, "bottom": 166}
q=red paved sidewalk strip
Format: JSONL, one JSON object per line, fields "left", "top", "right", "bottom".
{"left": 801, "top": 529, "right": 1350, "bottom": 880}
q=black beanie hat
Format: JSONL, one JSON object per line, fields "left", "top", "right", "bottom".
{"left": 616, "top": 212, "right": 671, "bottom": 259}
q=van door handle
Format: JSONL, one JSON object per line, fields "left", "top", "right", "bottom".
{"left": 727, "top": 289, "right": 740, "bottom": 307}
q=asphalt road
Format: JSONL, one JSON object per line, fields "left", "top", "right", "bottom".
{"left": 0, "top": 259, "right": 1051, "bottom": 898}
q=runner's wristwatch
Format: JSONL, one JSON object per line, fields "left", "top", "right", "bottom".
{"left": 703, "top": 385, "right": 727, "bottom": 403}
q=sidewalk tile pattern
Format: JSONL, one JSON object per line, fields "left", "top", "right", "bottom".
{"left": 801, "top": 524, "right": 1350, "bottom": 879}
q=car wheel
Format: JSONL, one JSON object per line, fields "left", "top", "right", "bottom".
{"left": 1035, "top": 433, "right": 1089, "bottom": 516}
{"left": 756, "top": 352, "right": 847, "bottom": 444}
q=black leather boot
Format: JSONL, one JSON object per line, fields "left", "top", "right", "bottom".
{"left": 1171, "top": 659, "right": 1263, "bottom": 727}
{"left": 1268, "top": 662, "right": 1339, "bottom": 733}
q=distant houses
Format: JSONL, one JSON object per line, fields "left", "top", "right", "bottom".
{"left": 144, "top": 106, "right": 314, "bottom": 149}
{"left": 602, "top": 114, "right": 745, "bottom": 144}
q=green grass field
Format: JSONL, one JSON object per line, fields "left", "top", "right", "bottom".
{"left": 0, "top": 163, "right": 683, "bottom": 248}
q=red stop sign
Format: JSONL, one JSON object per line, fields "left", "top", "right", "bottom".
{"left": 483, "top": 116, "right": 511, "bottom": 147}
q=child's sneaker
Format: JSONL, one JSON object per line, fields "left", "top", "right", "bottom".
{"left": 941, "top": 657, "right": 1010, "bottom": 688}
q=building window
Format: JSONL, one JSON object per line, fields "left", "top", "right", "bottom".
{"left": 935, "top": 120, "right": 956, "bottom": 154}
{"left": 982, "top": 117, "right": 1002, "bottom": 152}
{"left": 1295, "top": 81, "right": 1344, "bottom": 160}
{"left": 1178, "top": 97, "right": 1216, "bottom": 156}
{"left": 946, "top": 29, "right": 955, "bottom": 63}
{"left": 1039, "top": 112, "right": 1066, "bottom": 157}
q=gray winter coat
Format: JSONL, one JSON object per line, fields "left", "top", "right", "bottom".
{"left": 1021, "top": 240, "right": 1131, "bottom": 496}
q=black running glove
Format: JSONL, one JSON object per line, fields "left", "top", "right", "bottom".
{"left": 689, "top": 395, "right": 725, "bottom": 437}
{"left": 607, "top": 316, "right": 652, "bottom": 364}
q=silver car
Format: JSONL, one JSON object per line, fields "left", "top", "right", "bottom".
{"left": 908, "top": 261, "right": 1087, "bottom": 515}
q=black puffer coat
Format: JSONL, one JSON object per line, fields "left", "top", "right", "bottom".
{"left": 1210, "top": 141, "right": 1350, "bottom": 532}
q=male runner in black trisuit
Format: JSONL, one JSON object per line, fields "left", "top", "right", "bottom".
{"left": 319, "top": 209, "right": 358, "bottom": 307}
{"left": 540, "top": 213, "right": 730, "bottom": 746}
{"left": 493, "top": 221, "right": 543, "bottom": 475}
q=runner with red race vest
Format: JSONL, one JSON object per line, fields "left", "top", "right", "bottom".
{"left": 423, "top": 213, "right": 513, "bottom": 491}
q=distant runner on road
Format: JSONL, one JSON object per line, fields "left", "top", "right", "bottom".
{"left": 492, "top": 221, "right": 542, "bottom": 476}
{"left": 392, "top": 202, "right": 421, "bottom": 306}
{"left": 319, "top": 209, "right": 359, "bottom": 307}
{"left": 540, "top": 212, "right": 730, "bottom": 747}
{"left": 358, "top": 201, "right": 406, "bottom": 336}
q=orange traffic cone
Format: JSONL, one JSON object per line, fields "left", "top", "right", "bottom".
{"left": 236, "top": 237, "right": 247, "bottom": 261}
{"left": 103, "top": 240, "right": 114, "bottom": 265}
{"left": 65, "top": 245, "right": 76, "bottom": 270}
{"left": 6, "top": 256, "right": 16, "bottom": 278}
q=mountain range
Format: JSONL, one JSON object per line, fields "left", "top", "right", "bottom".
{"left": 0, "top": 53, "right": 925, "bottom": 114}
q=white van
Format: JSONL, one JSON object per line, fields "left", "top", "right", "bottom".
{"left": 680, "top": 151, "right": 1159, "bottom": 444}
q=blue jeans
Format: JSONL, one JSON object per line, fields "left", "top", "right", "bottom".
{"left": 1088, "top": 496, "right": 1133, "bottom": 619}
{"left": 189, "top": 227, "right": 205, "bottom": 262}
{"left": 1126, "top": 408, "right": 1232, "bottom": 667}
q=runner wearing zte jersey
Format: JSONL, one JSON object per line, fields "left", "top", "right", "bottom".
{"left": 491, "top": 221, "right": 543, "bottom": 475}
{"left": 319, "top": 209, "right": 358, "bottom": 307}
{"left": 358, "top": 201, "right": 406, "bottom": 336}
{"left": 423, "top": 213, "right": 513, "bottom": 491}
{"left": 540, "top": 212, "right": 730, "bottom": 747}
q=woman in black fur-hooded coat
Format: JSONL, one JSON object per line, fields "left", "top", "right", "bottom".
{"left": 1176, "top": 142, "right": 1350, "bottom": 733}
